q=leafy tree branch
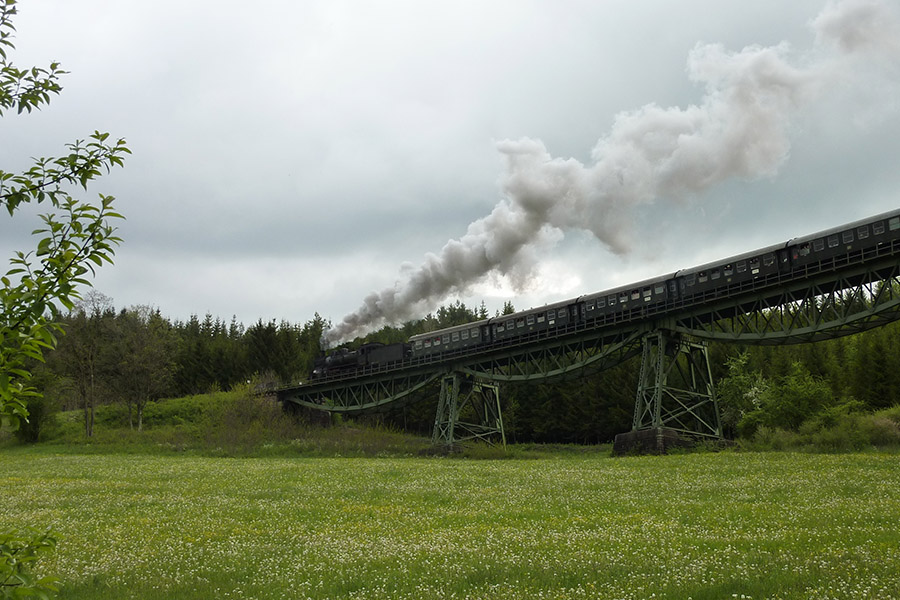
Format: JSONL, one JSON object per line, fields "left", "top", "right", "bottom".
{"left": 0, "top": 0, "right": 128, "bottom": 596}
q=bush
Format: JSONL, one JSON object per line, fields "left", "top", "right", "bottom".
{"left": 13, "top": 394, "right": 60, "bottom": 443}
{"left": 763, "top": 362, "right": 834, "bottom": 431}
{"left": 873, "top": 404, "right": 900, "bottom": 425}
{"left": 141, "top": 391, "right": 233, "bottom": 428}
{"left": 741, "top": 404, "right": 900, "bottom": 452}
{"left": 736, "top": 409, "right": 766, "bottom": 439}
{"left": 806, "top": 416, "right": 867, "bottom": 451}
{"left": 201, "top": 392, "right": 301, "bottom": 453}
{"left": 799, "top": 403, "right": 900, "bottom": 451}
{"left": 799, "top": 399, "right": 867, "bottom": 432}
{"left": 733, "top": 363, "right": 835, "bottom": 440}
{"left": 744, "top": 425, "right": 802, "bottom": 451}
{"left": 858, "top": 409, "right": 900, "bottom": 447}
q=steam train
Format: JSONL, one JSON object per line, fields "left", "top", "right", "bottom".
{"left": 312, "top": 208, "right": 900, "bottom": 379}
{"left": 312, "top": 342, "right": 411, "bottom": 378}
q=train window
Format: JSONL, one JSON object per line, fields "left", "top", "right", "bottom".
{"left": 598, "top": 297, "right": 606, "bottom": 308}
{"left": 442, "top": 334, "right": 450, "bottom": 344}
{"left": 415, "top": 340, "right": 423, "bottom": 350}
{"left": 685, "top": 273, "right": 696, "bottom": 286}
{"left": 655, "top": 283, "right": 665, "bottom": 295}
{"left": 452, "top": 332, "right": 460, "bottom": 342}
{"left": 619, "top": 292, "right": 628, "bottom": 304}
{"left": 461, "top": 329, "right": 469, "bottom": 340}
{"left": 496, "top": 323, "right": 505, "bottom": 333}
{"left": 526, "top": 315, "right": 535, "bottom": 325}
{"left": 643, "top": 288, "right": 652, "bottom": 301}
{"left": 586, "top": 300, "right": 595, "bottom": 311}
{"left": 537, "top": 313, "right": 545, "bottom": 323}
{"left": 858, "top": 226, "right": 869, "bottom": 239}
{"left": 631, "top": 290, "right": 640, "bottom": 301}
{"left": 723, "top": 264, "right": 734, "bottom": 277}
{"left": 828, "top": 234, "right": 839, "bottom": 248}
{"left": 763, "top": 254, "right": 775, "bottom": 267}
{"left": 813, "top": 239, "right": 825, "bottom": 252}
{"left": 798, "top": 243, "right": 810, "bottom": 257}
{"left": 608, "top": 294, "right": 617, "bottom": 305}
{"left": 874, "top": 221, "right": 886, "bottom": 235}
{"left": 668, "top": 280, "right": 677, "bottom": 293}
{"left": 737, "top": 261, "right": 747, "bottom": 273}
{"left": 516, "top": 318, "right": 525, "bottom": 328}
{"left": 434, "top": 337, "right": 442, "bottom": 346}
{"left": 711, "top": 269, "right": 720, "bottom": 280}
{"left": 424, "top": 339, "right": 432, "bottom": 348}
{"left": 698, "top": 271, "right": 708, "bottom": 283}
{"left": 890, "top": 217, "right": 900, "bottom": 231}
{"left": 471, "top": 328, "right": 480, "bottom": 339}
{"left": 558, "top": 309, "right": 567, "bottom": 319}
{"left": 842, "top": 231, "right": 854, "bottom": 244}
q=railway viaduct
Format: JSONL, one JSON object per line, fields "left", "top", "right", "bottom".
{"left": 275, "top": 219, "right": 900, "bottom": 451}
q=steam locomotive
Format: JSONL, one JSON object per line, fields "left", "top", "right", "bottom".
{"left": 312, "top": 208, "right": 900, "bottom": 379}
{"left": 312, "top": 342, "right": 411, "bottom": 378}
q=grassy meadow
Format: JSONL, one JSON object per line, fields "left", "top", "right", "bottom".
{"left": 3, "top": 448, "right": 899, "bottom": 600}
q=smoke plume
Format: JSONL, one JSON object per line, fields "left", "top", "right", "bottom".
{"left": 325, "top": 0, "right": 900, "bottom": 344}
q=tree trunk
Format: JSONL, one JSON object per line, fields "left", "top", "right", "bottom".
{"left": 84, "top": 399, "right": 94, "bottom": 437}
{"left": 86, "top": 361, "right": 95, "bottom": 437}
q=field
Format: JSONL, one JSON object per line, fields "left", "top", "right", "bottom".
{"left": 2, "top": 448, "right": 899, "bottom": 600}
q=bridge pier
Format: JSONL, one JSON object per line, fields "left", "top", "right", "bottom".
{"left": 432, "top": 372, "right": 506, "bottom": 448}
{"left": 618, "top": 329, "right": 722, "bottom": 452}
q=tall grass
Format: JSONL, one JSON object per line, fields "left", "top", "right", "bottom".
{"left": 743, "top": 404, "right": 900, "bottom": 452}
{"left": 21, "top": 389, "right": 433, "bottom": 457}
{"left": 2, "top": 451, "right": 898, "bottom": 599}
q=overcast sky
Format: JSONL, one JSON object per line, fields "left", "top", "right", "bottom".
{"left": 3, "top": 0, "right": 900, "bottom": 341}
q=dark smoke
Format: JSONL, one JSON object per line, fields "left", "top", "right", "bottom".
{"left": 325, "top": 0, "right": 900, "bottom": 344}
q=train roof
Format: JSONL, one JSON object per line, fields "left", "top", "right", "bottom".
{"left": 408, "top": 318, "right": 490, "bottom": 342}
{"left": 680, "top": 207, "right": 900, "bottom": 276}
{"left": 678, "top": 241, "right": 786, "bottom": 277}
{"left": 491, "top": 298, "right": 575, "bottom": 321}
{"left": 790, "top": 207, "right": 900, "bottom": 245}
{"left": 579, "top": 274, "right": 674, "bottom": 301}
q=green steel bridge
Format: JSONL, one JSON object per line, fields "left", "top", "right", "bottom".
{"left": 275, "top": 236, "right": 900, "bottom": 449}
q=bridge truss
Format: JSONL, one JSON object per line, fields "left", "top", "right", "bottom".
{"left": 276, "top": 250, "right": 900, "bottom": 447}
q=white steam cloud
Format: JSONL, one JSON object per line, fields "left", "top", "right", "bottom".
{"left": 325, "top": 0, "right": 900, "bottom": 344}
